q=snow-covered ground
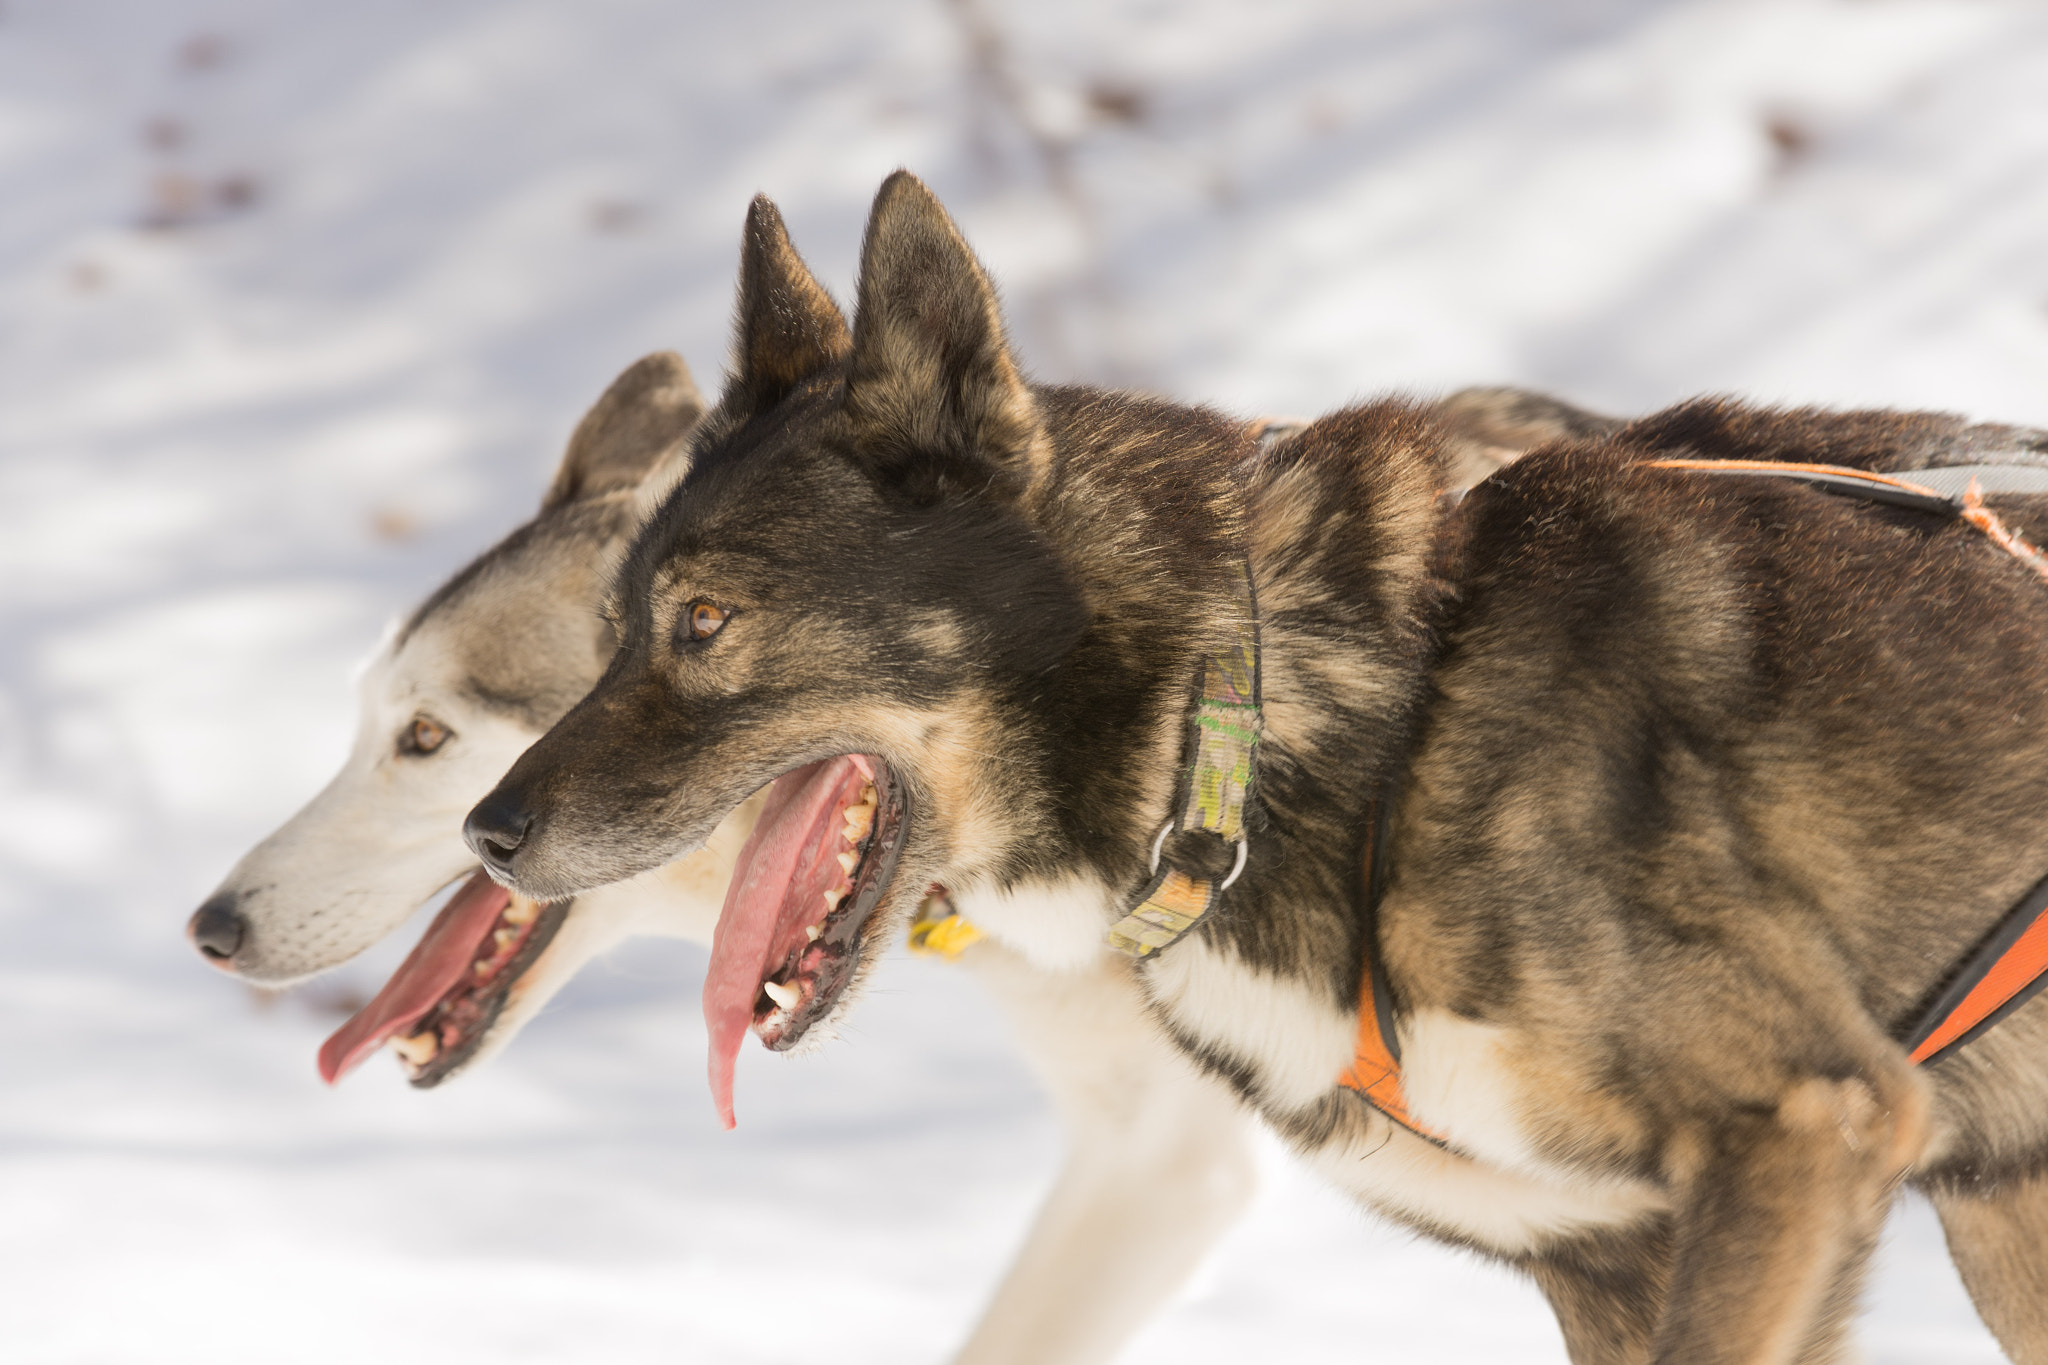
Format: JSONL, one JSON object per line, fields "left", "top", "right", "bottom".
{"left": 4, "top": 1, "right": 2045, "bottom": 1360}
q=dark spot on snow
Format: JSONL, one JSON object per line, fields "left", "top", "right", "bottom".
{"left": 1085, "top": 80, "right": 1146, "bottom": 126}
{"left": 179, "top": 32, "right": 231, "bottom": 72}
{"left": 1765, "top": 112, "right": 1813, "bottom": 175}
{"left": 587, "top": 198, "right": 650, "bottom": 234}
{"left": 143, "top": 117, "right": 186, "bottom": 153}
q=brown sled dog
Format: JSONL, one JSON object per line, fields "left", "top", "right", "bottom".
{"left": 466, "top": 172, "right": 2048, "bottom": 1364}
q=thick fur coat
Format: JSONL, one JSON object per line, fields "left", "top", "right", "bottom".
{"left": 473, "top": 173, "right": 2048, "bottom": 1364}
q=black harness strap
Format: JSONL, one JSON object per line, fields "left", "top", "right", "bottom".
{"left": 1658, "top": 455, "right": 2048, "bottom": 1064}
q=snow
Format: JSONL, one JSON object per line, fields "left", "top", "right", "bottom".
{"left": 2, "top": 0, "right": 2042, "bottom": 1360}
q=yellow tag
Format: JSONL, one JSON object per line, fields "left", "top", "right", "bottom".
{"left": 908, "top": 913, "right": 984, "bottom": 961}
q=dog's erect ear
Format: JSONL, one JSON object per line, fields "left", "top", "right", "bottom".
{"left": 842, "top": 171, "right": 1043, "bottom": 498}
{"left": 723, "top": 195, "right": 851, "bottom": 418}
{"left": 542, "top": 352, "right": 707, "bottom": 511}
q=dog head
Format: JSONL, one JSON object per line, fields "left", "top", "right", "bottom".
{"left": 467, "top": 174, "right": 1096, "bottom": 1125}
{"left": 185, "top": 352, "right": 756, "bottom": 1088}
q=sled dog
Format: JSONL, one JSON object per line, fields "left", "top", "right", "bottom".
{"left": 189, "top": 348, "right": 1592, "bottom": 1364}
{"left": 471, "top": 172, "right": 2048, "bottom": 1364}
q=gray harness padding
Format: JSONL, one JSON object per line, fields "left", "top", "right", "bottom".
{"left": 1693, "top": 460, "right": 2048, "bottom": 516}
{"left": 1869, "top": 416, "right": 2048, "bottom": 472}
{"left": 1895, "top": 464, "right": 2048, "bottom": 499}
{"left": 1700, "top": 413, "right": 2048, "bottom": 508}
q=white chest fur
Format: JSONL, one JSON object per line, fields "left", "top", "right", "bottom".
{"left": 951, "top": 876, "right": 1117, "bottom": 973}
{"left": 1143, "top": 937, "right": 1357, "bottom": 1110}
{"left": 1324, "top": 1008, "right": 1670, "bottom": 1253}
{"left": 1303, "top": 1114, "right": 1669, "bottom": 1255}
{"left": 1140, "top": 945, "right": 1669, "bottom": 1253}
{"left": 1400, "top": 1009, "right": 1553, "bottom": 1174}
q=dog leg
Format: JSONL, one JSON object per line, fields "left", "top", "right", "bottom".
{"left": 1929, "top": 1168, "right": 2048, "bottom": 1364}
{"left": 1523, "top": 1223, "right": 1672, "bottom": 1365}
{"left": 1651, "top": 1075, "right": 1924, "bottom": 1365}
{"left": 950, "top": 941, "right": 1258, "bottom": 1365}
{"left": 1790, "top": 1211, "right": 1887, "bottom": 1365}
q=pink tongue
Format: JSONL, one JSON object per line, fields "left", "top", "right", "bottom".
{"left": 704, "top": 756, "right": 872, "bottom": 1129}
{"left": 317, "top": 869, "right": 512, "bottom": 1084}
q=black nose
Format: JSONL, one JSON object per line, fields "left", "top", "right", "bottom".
{"left": 464, "top": 794, "right": 534, "bottom": 878}
{"left": 188, "top": 894, "right": 248, "bottom": 963}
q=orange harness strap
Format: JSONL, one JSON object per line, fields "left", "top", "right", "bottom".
{"left": 1336, "top": 789, "right": 1446, "bottom": 1142}
{"left": 1337, "top": 456, "right": 2048, "bottom": 1128}
{"left": 1904, "top": 873, "right": 2048, "bottom": 1064}
{"left": 1645, "top": 458, "right": 2048, "bottom": 585}
{"left": 1337, "top": 962, "right": 1437, "bottom": 1138}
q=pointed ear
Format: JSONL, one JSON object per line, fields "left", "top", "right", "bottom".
{"left": 723, "top": 195, "right": 851, "bottom": 418}
{"left": 842, "top": 171, "right": 1043, "bottom": 498}
{"left": 542, "top": 352, "right": 706, "bottom": 511}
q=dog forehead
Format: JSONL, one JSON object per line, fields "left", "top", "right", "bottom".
{"left": 382, "top": 523, "right": 613, "bottom": 725}
{"left": 643, "top": 541, "right": 787, "bottom": 601}
{"left": 359, "top": 618, "right": 468, "bottom": 724}
{"left": 631, "top": 476, "right": 876, "bottom": 608}
{"left": 667, "top": 403, "right": 874, "bottom": 530}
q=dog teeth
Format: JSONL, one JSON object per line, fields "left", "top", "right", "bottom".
{"left": 836, "top": 850, "right": 858, "bottom": 875}
{"left": 492, "top": 927, "right": 519, "bottom": 952}
{"left": 822, "top": 890, "right": 842, "bottom": 911}
{"left": 502, "top": 899, "right": 537, "bottom": 925}
{"left": 843, "top": 800, "right": 875, "bottom": 842}
{"left": 806, "top": 923, "right": 823, "bottom": 942}
{"left": 389, "top": 1032, "right": 438, "bottom": 1066}
{"left": 762, "top": 979, "right": 800, "bottom": 1010}
{"left": 473, "top": 960, "right": 493, "bottom": 977}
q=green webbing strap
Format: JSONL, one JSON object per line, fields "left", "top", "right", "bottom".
{"left": 1107, "top": 566, "right": 1260, "bottom": 958}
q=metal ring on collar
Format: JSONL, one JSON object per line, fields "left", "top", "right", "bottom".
{"left": 1147, "top": 821, "right": 1251, "bottom": 891}
{"left": 1218, "top": 839, "right": 1250, "bottom": 891}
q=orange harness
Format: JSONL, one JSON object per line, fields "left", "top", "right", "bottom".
{"left": 1337, "top": 456, "right": 2048, "bottom": 1141}
{"left": 1336, "top": 787, "right": 1438, "bottom": 1138}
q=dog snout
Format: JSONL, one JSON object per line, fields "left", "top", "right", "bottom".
{"left": 464, "top": 793, "right": 535, "bottom": 879}
{"left": 187, "top": 893, "right": 248, "bottom": 967}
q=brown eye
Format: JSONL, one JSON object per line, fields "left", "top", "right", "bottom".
{"left": 401, "top": 716, "right": 449, "bottom": 755}
{"left": 682, "top": 601, "right": 730, "bottom": 643}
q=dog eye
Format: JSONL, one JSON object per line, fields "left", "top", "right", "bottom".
{"left": 680, "top": 601, "right": 730, "bottom": 644}
{"left": 400, "top": 716, "right": 450, "bottom": 756}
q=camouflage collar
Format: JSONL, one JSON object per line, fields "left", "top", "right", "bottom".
{"left": 1106, "top": 565, "right": 1261, "bottom": 958}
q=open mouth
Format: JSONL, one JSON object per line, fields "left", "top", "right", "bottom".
{"left": 316, "top": 870, "right": 569, "bottom": 1089}
{"left": 704, "top": 754, "right": 910, "bottom": 1129}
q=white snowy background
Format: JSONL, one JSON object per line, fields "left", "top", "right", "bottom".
{"left": 3, "top": 1, "right": 2044, "bottom": 1361}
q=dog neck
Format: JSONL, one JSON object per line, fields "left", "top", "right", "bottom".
{"left": 1120, "top": 400, "right": 1458, "bottom": 1115}
{"left": 942, "top": 393, "right": 1455, "bottom": 1016}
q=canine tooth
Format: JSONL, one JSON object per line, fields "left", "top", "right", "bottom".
{"left": 836, "top": 850, "right": 858, "bottom": 875}
{"left": 806, "top": 923, "right": 822, "bottom": 942}
{"left": 762, "top": 979, "right": 800, "bottom": 1010}
{"left": 389, "top": 1032, "right": 438, "bottom": 1066}
{"left": 503, "top": 899, "right": 537, "bottom": 925}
